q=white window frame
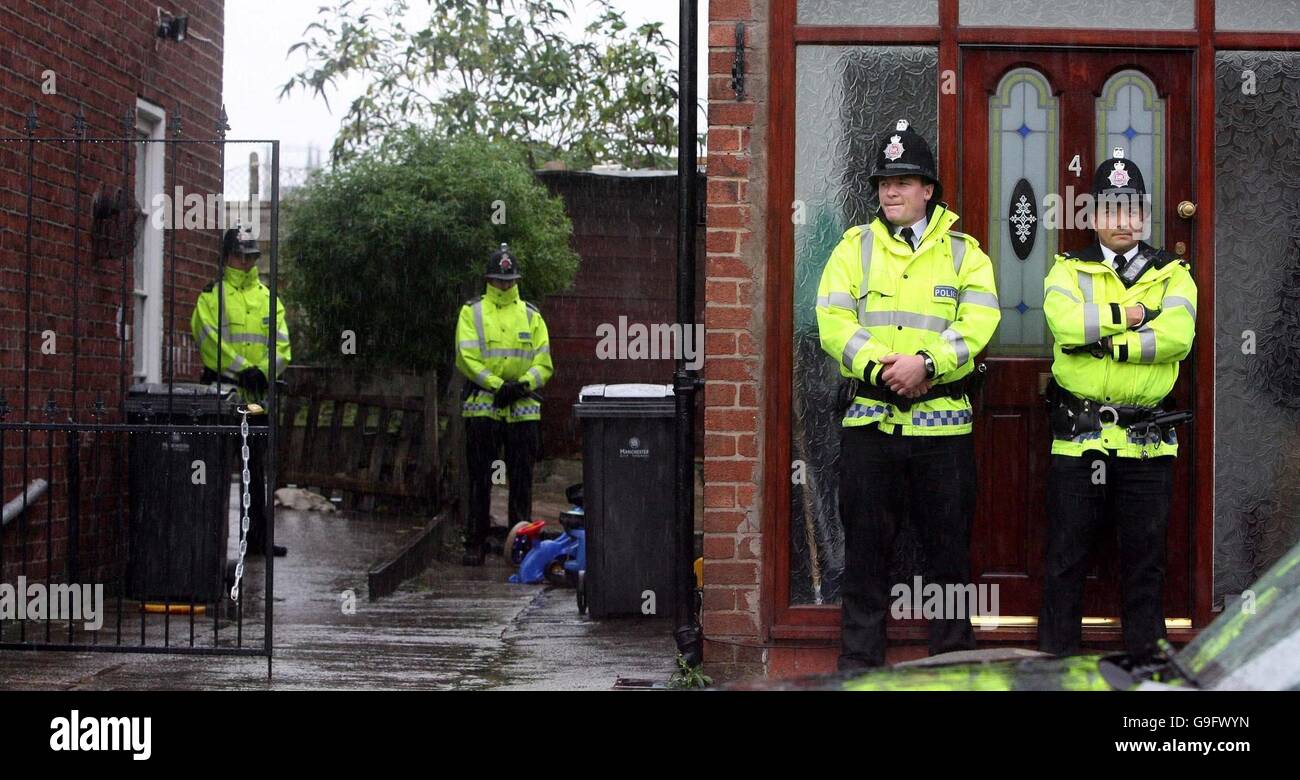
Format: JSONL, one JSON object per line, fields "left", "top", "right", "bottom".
{"left": 132, "top": 98, "right": 165, "bottom": 384}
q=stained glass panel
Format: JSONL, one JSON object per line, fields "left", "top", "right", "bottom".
{"left": 988, "top": 68, "right": 1058, "bottom": 355}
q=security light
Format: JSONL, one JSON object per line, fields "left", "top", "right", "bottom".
{"left": 157, "top": 14, "right": 188, "bottom": 42}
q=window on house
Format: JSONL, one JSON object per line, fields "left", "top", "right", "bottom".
{"left": 789, "top": 45, "right": 939, "bottom": 605}
{"left": 132, "top": 99, "right": 165, "bottom": 384}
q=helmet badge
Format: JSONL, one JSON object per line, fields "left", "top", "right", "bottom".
{"left": 884, "top": 134, "right": 905, "bottom": 161}
{"left": 1108, "top": 161, "right": 1130, "bottom": 188}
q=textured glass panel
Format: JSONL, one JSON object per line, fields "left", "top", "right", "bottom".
{"left": 961, "top": 0, "right": 1193, "bottom": 29}
{"left": 798, "top": 0, "right": 938, "bottom": 26}
{"left": 1096, "top": 70, "right": 1165, "bottom": 247}
{"left": 1213, "top": 51, "right": 1300, "bottom": 607}
{"left": 1218, "top": 0, "right": 1300, "bottom": 32}
{"left": 988, "top": 68, "right": 1058, "bottom": 355}
{"left": 791, "top": 46, "right": 938, "bottom": 605}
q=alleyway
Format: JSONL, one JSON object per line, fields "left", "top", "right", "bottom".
{"left": 0, "top": 500, "right": 679, "bottom": 690}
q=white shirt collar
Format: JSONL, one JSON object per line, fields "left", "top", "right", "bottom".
{"left": 893, "top": 215, "right": 928, "bottom": 249}
{"left": 1099, "top": 242, "right": 1139, "bottom": 271}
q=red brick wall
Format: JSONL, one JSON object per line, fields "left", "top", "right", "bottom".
{"left": 535, "top": 170, "right": 705, "bottom": 459}
{"left": 703, "top": 0, "right": 768, "bottom": 679}
{"left": 0, "top": 1, "right": 225, "bottom": 586}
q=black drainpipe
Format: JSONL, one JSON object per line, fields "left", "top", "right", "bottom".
{"left": 673, "top": 0, "right": 704, "bottom": 667}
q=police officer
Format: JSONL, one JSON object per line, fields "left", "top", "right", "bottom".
{"left": 454, "top": 244, "right": 554, "bottom": 566}
{"left": 191, "top": 226, "right": 292, "bottom": 557}
{"left": 1039, "top": 147, "right": 1197, "bottom": 660}
{"left": 816, "top": 120, "right": 1001, "bottom": 669}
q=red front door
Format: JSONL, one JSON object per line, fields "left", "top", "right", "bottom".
{"left": 959, "top": 48, "right": 1196, "bottom": 629}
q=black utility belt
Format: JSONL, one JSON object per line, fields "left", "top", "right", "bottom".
{"left": 857, "top": 377, "right": 968, "bottom": 404}
{"left": 1043, "top": 378, "right": 1192, "bottom": 439}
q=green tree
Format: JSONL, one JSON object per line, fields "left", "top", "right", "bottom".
{"left": 283, "top": 131, "right": 578, "bottom": 373}
{"left": 280, "top": 0, "right": 679, "bottom": 168}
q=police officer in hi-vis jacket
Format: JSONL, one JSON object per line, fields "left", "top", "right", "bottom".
{"left": 1039, "top": 147, "right": 1197, "bottom": 660}
{"left": 816, "top": 120, "right": 1001, "bottom": 669}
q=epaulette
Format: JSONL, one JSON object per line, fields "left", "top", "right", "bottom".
{"left": 1149, "top": 247, "right": 1180, "bottom": 270}
{"left": 1061, "top": 243, "right": 1105, "bottom": 263}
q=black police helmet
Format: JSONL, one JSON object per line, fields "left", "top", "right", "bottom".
{"left": 221, "top": 226, "right": 261, "bottom": 260}
{"left": 1091, "top": 146, "right": 1150, "bottom": 225}
{"left": 1092, "top": 146, "right": 1147, "bottom": 198}
{"left": 868, "top": 119, "right": 943, "bottom": 203}
{"left": 485, "top": 243, "right": 521, "bottom": 280}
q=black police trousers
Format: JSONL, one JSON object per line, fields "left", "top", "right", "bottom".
{"left": 1038, "top": 452, "right": 1174, "bottom": 659}
{"left": 838, "top": 424, "right": 977, "bottom": 668}
{"left": 464, "top": 416, "right": 540, "bottom": 549}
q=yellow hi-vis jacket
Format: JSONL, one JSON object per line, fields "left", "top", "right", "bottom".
{"left": 815, "top": 204, "right": 1001, "bottom": 435}
{"left": 1043, "top": 241, "right": 1197, "bottom": 458}
{"left": 454, "top": 283, "right": 553, "bottom": 422}
{"left": 190, "top": 263, "right": 291, "bottom": 402}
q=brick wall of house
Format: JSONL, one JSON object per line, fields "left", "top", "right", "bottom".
{"left": 0, "top": 1, "right": 225, "bottom": 587}
{"left": 535, "top": 170, "right": 705, "bottom": 459}
{"left": 702, "top": 0, "right": 769, "bottom": 680}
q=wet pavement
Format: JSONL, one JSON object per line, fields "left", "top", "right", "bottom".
{"left": 0, "top": 485, "right": 679, "bottom": 690}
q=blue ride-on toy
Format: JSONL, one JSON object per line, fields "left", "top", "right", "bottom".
{"left": 507, "top": 484, "right": 588, "bottom": 613}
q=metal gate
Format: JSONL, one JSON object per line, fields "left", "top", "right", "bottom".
{"left": 0, "top": 105, "right": 280, "bottom": 664}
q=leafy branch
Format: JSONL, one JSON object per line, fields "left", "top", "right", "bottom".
{"left": 280, "top": 0, "right": 680, "bottom": 169}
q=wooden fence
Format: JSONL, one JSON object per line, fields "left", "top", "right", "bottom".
{"left": 276, "top": 366, "right": 440, "bottom": 512}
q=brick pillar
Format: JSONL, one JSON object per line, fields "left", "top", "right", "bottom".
{"left": 702, "top": 0, "right": 768, "bottom": 681}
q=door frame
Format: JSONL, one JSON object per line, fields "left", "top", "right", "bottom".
{"left": 758, "top": 0, "right": 1297, "bottom": 642}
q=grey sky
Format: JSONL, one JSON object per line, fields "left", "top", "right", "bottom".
{"left": 222, "top": 0, "right": 709, "bottom": 191}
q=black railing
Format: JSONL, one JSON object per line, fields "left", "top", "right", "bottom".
{"left": 0, "top": 105, "right": 279, "bottom": 667}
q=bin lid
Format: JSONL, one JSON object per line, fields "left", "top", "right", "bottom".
{"left": 574, "top": 383, "right": 675, "bottom": 417}
{"left": 125, "top": 382, "right": 240, "bottom": 415}
{"left": 578, "top": 383, "right": 673, "bottom": 401}
{"left": 128, "top": 382, "right": 238, "bottom": 397}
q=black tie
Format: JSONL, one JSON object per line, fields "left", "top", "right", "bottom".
{"left": 1114, "top": 251, "right": 1131, "bottom": 275}
{"left": 900, "top": 226, "right": 915, "bottom": 251}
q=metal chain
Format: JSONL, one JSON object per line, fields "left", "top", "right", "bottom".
{"left": 230, "top": 404, "right": 255, "bottom": 602}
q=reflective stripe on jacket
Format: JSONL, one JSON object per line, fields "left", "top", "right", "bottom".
{"left": 815, "top": 204, "right": 1001, "bottom": 435}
